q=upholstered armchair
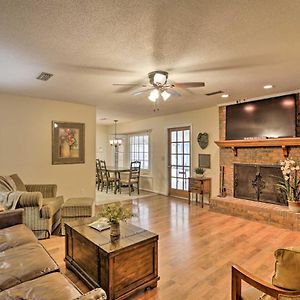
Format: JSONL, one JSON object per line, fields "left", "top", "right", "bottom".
{"left": 10, "top": 174, "right": 63, "bottom": 239}
{"left": 232, "top": 247, "right": 300, "bottom": 300}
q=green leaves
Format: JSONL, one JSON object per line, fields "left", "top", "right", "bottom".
{"left": 98, "top": 204, "right": 135, "bottom": 225}
{"left": 194, "top": 167, "right": 205, "bottom": 175}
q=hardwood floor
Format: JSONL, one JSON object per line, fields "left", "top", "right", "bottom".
{"left": 41, "top": 195, "right": 300, "bottom": 300}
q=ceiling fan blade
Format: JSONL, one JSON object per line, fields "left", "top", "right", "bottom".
{"left": 174, "top": 82, "right": 205, "bottom": 88}
{"left": 166, "top": 89, "right": 181, "bottom": 97}
{"left": 112, "top": 83, "right": 137, "bottom": 86}
{"left": 113, "top": 79, "right": 146, "bottom": 93}
{"left": 132, "top": 87, "right": 155, "bottom": 96}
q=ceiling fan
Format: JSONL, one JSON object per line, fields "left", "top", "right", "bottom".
{"left": 113, "top": 70, "right": 205, "bottom": 103}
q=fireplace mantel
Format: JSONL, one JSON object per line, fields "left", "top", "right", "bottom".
{"left": 215, "top": 137, "right": 300, "bottom": 157}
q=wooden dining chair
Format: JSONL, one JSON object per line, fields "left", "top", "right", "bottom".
{"left": 120, "top": 161, "right": 141, "bottom": 195}
{"left": 99, "top": 160, "right": 115, "bottom": 193}
{"left": 96, "top": 159, "right": 101, "bottom": 191}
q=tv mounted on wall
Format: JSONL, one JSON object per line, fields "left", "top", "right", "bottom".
{"left": 226, "top": 94, "right": 296, "bottom": 140}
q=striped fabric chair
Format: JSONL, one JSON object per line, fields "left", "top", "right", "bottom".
{"left": 10, "top": 174, "right": 63, "bottom": 239}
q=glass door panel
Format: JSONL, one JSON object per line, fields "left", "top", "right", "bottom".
{"left": 168, "top": 126, "right": 191, "bottom": 197}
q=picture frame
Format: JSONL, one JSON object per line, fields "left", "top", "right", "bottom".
{"left": 198, "top": 154, "right": 211, "bottom": 169}
{"left": 52, "top": 121, "right": 85, "bottom": 165}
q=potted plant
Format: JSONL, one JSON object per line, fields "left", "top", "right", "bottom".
{"left": 277, "top": 158, "right": 300, "bottom": 212}
{"left": 194, "top": 167, "right": 205, "bottom": 178}
{"left": 99, "top": 204, "right": 135, "bottom": 241}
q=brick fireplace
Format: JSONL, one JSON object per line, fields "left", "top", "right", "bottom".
{"left": 217, "top": 104, "right": 300, "bottom": 198}
{"left": 209, "top": 98, "right": 300, "bottom": 231}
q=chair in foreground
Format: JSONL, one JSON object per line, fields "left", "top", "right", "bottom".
{"left": 232, "top": 247, "right": 300, "bottom": 300}
{"left": 120, "top": 161, "right": 141, "bottom": 195}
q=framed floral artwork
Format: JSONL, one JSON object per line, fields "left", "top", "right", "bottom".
{"left": 52, "top": 121, "right": 85, "bottom": 164}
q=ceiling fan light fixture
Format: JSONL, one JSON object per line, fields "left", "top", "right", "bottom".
{"left": 161, "top": 90, "right": 171, "bottom": 101}
{"left": 148, "top": 89, "right": 160, "bottom": 102}
{"left": 153, "top": 72, "right": 167, "bottom": 86}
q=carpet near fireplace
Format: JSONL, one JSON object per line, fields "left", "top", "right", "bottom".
{"left": 209, "top": 196, "right": 300, "bottom": 231}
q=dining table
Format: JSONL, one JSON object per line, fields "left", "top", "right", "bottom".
{"left": 106, "top": 166, "right": 130, "bottom": 194}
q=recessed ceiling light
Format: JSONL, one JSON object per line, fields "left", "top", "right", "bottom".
{"left": 264, "top": 84, "right": 273, "bottom": 89}
{"left": 221, "top": 94, "right": 229, "bottom": 98}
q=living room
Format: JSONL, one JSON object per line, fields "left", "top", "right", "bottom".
{"left": 2, "top": 1, "right": 300, "bottom": 300}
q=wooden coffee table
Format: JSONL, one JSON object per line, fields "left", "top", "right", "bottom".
{"left": 64, "top": 217, "right": 159, "bottom": 300}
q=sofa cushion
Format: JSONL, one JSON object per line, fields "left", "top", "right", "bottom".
{"left": 9, "top": 174, "right": 27, "bottom": 192}
{"left": 272, "top": 247, "right": 300, "bottom": 291}
{"left": 0, "top": 272, "right": 81, "bottom": 300}
{"left": 0, "top": 224, "right": 37, "bottom": 251}
{"left": 41, "top": 196, "right": 64, "bottom": 219}
{"left": 0, "top": 243, "right": 59, "bottom": 291}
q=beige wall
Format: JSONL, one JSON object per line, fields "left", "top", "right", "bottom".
{"left": 104, "top": 106, "right": 220, "bottom": 196}
{"left": 96, "top": 124, "right": 109, "bottom": 161}
{"left": 0, "top": 93, "right": 96, "bottom": 200}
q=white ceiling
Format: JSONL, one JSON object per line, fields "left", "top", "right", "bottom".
{"left": 1, "top": 0, "right": 300, "bottom": 124}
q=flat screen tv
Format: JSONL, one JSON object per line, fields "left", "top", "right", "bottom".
{"left": 226, "top": 94, "right": 296, "bottom": 140}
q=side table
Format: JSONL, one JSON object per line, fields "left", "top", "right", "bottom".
{"left": 188, "top": 177, "right": 211, "bottom": 207}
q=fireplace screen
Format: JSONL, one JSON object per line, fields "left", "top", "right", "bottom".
{"left": 234, "top": 164, "right": 286, "bottom": 205}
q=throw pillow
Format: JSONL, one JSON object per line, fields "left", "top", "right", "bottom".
{"left": 272, "top": 247, "right": 300, "bottom": 291}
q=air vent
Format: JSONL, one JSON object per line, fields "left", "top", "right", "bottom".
{"left": 36, "top": 72, "right": 53, "bottom": 81}
{"left": 205, "top": 90, "right": 224, "bottom": 96}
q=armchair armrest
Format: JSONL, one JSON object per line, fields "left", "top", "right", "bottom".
{"left": 0, "top": 208, "right": 24, "bottom": 229}
{"left": 75, "top": 288, "right": 107, "bottom": 300}
{"left": 18, "top": 192, "right": 43, "bottom": 208}
{"left": 232, "top": 265, "right": 300, "bottom": 300}
{"left": 25, "top": 184, "right": 57, "bottom": 198}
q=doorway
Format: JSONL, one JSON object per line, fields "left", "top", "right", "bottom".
{"left": 168, "top": 126, "right": 191, "bottom": 198}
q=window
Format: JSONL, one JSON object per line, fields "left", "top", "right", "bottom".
{"left": 129, "top": 133, "right": 150, "bottom": 170}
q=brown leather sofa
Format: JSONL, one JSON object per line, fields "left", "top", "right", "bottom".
{"left": 0, "top": 209, "right": 107, "bottom": 300}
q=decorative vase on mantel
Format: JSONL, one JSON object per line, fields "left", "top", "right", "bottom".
{"left": 288, "top": 200, "right": 300, "bottom": 213}
{"left": 110, "top": 222, "right": 120, "bottom": 241}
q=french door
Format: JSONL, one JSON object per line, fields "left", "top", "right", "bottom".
{"left": 168, "top": 126, "right": 191, "bottom": 198}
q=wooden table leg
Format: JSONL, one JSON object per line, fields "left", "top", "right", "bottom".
{"left": 114, "top": 171, "right": 119, "bottom": 194}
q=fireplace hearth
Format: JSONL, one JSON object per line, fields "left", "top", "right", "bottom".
{"left": 234, "top": 163, "right": 286, "bottom": 205}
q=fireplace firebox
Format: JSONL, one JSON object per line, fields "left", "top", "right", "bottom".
{"left": 234, "top": 164, "right": 286, "bottom": 205}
